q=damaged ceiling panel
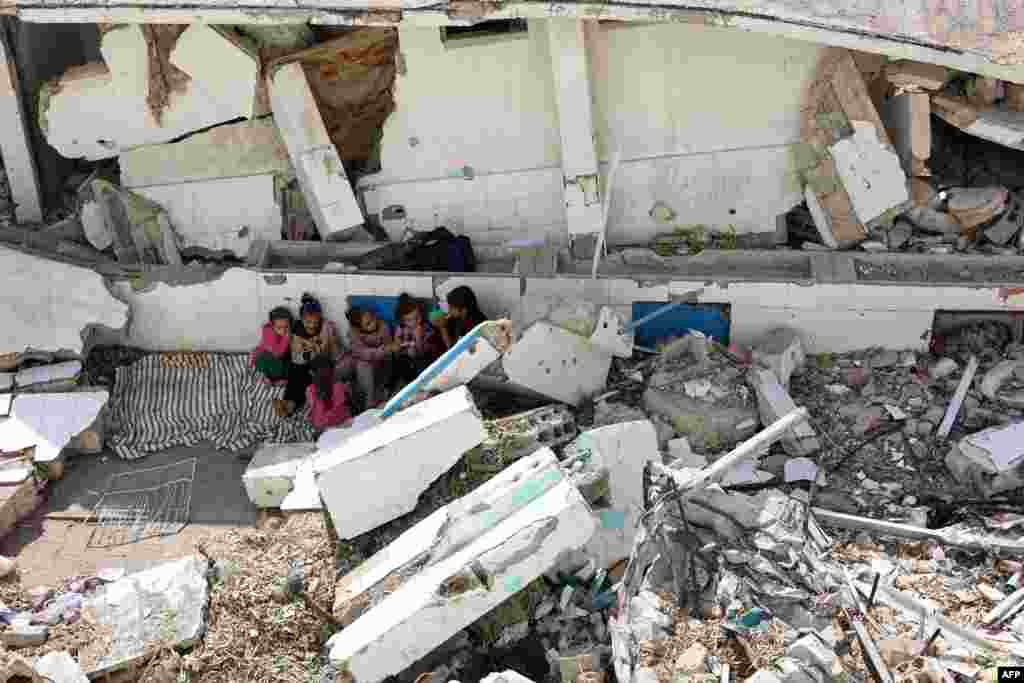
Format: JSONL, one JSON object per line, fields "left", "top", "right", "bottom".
{"left": 266, "top": 28, "right": 398, "bottom": 163}
{"left": 0, "top": 244, "right": 127, "bottom": 357}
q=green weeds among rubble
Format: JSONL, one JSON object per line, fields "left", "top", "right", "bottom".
{"left": 814, "top": 353, "right": 835, "bottom": 370}
{"left": 470, "top": 577, "right": 547, "bottom": 645}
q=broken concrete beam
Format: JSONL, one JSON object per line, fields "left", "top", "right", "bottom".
{"left": 242, "top": 442, "right": 317, "bottom": 508}
{"left": 749, "top": 369, "right": 820, "bottom": 457}
{"left": 83, "top": 556, "right": 209, "bottom": 677}
{"left": 315, "top": 386, "right": 485, "bottom": 539}
{"left": 932, "top": 96, "right": 1024, "bottom": 153}
{"left": 945, "top": 421, "right": 1024, "bottom": 498}
{"left": 42, "top": 27, "right": 255, "bottom": 161}
{"left": 169, "top": 25, "right": 259, "bottom": 121}
{"left": 564, "top": 420, "right": 659, "bottom": 568}
{"left": 884, "top": 60, "right": 949, "bottom": 92}
{"left": 326, "top": 448, "right": 596, "bottom": 682}
{"left": 830, "top": 122, "right": 909, "bottom": 226}
{"left": 0, "top": 245, "right": 126, "bottom": 355}
{"left": 268, "top": 62, "right": 363, "bottom": 240}
{"left": 503, "top": 321, "right": 613, "bottom": 406}
{"left": 750, "top": 327, "right": 805, "bottom": 388}
{"left": 120, "top": 118, "right": 291, "bottom": 189}
{"left": 0, "top": 30, "right": 42, "bottom": 223}
{"left": 879, "top": 93, "right": 931, "bottom": 177}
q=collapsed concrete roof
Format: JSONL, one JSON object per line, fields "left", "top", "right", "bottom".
{"left": 6, "top": 0, "right": 1024, "bottom": 84}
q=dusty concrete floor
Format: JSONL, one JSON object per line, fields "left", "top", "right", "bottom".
{"left": 0, "top": 443, "right": 257, "bottom": 587}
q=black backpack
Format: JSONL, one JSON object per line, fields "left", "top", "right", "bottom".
{"left": 407, "top": 227, "right": 476, "bottom": 273}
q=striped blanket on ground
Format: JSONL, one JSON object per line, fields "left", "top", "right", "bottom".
{"left": 107, "top": 353, "right": 315, "bottom": 461}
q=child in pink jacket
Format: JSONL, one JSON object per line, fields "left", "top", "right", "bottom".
{"left": 306, "top": 354, "right": 352, "bottom": 432}
{"left": 346, "top": 308, "right": 400, "bottom": 409}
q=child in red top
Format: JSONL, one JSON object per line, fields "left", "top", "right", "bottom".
{"left": 250, "top": 307, "right": 293, "bottom": 385}
{"left": 306, "top": 354, "right": 352, "bottom": 432}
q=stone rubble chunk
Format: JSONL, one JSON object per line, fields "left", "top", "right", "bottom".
{"left": 749, "top": 369, "right": 821, "bottom": 457}
{"left": 267, "top": 62, "right": 363, "bottom": 240}
{"left": 884, "top": 60, "right": 949, "bottom": 91}
{"left": 565, "top": 420, "right": 659, "bottom": 568}
{"left": 946, "top": 422, "right": 1024, "bottom": 497}
{"left": 980, "top": 360, "right": 1024, "bottom": 408}
{"left": 751, "top": 327, "right": 806, "bottom": 388}
{"left": 503, "top": 321, "right": 613, "bottom": 406}
{"left": 33, "top": 651, "right": 90, "bottom": 683}
{"left": 315, "top": 386, "right": 485, "bottom": 540}
{"left": 326, "top": 448, "right": 596, "bottom": 683}
{"left": 82, "top": 556, "right": 208, "bottom": 677}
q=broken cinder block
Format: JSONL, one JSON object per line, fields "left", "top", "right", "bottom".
{"left": 327, "top": 448, "right": 596, "bottom": 683}
{"left": 268, "top": 62, "right": 364, "bottom": 241}
{"left": 315, "top": 386, "right": 485, "bottom": 539}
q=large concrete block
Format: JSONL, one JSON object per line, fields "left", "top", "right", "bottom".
{"left": 830, "top": 122, "right": 909, "bottom": 225}
{"left": 268, "top": 63, "right": 363, "bottom": 240}
{"left": 134, "top": 174, "right": 282, "bottom": 258}
{"left": 566, "top": 420, "right": 659, "bottom": 568}
{"left": 170, "top": 25, "right": 259, "bottom": 121}
{"left": 327, "top": 448, "right": 596, "bottom": 682}
{"left": 503, "top": 321, "right": 613, "bottom": 406}
{"left": 0, "top": 392, "right": 109, "bottom": 464}
{"left": 42, "top": 27, "right": 255, "bottom": 161}
{"left": 0, "top": 245, "right": 127, "bottom": 354}
{"left": 750, "top": 327, "right": 806, "bottom": 388}
{"left": 120, "top": 118, "right": 291, "bottom": 189}
{"left": 315, "top": 386, "right": 485, "bottom": 539}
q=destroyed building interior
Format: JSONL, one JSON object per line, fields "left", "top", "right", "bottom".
{"left": 3, "top": 3, "right": 1024, "bottom": 682}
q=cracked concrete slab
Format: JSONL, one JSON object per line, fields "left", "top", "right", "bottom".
{"left": 0, "top": 245, "right": 127, "bottom": 356}
{"left": 327, "top": 448, "right": 595, "bottom": 682}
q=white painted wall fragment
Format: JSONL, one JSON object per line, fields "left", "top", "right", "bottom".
{"left": 134, "top": 174, "right": 282, "bottom": 257}
{"left": 503, "top": 321, "right": 613, "bottom": 406}
{"left": 315, "top": 386, "right": 485, "bottom": 538}
{"left": 327, "top": 448, "right": 596, "bottom": 682}
{"left": 570, "top": 420, "right": 658, "bottom": 568}
{"left": 268, "top": 62, "right": 363, "bottom": 240}
{"left": 170, "top": 25, "right": 259, "bottom": 121}
{"left": 0, "top": 392, "right": 109, "bottom": 463}
{"left": 829, "top": 122, "right": 909, "bottom": 224}
{"left": 0, "top": 245, "right": 128, "bottom": 355}
{"left": 0, "top": 31, "right": 42, "bottom": 223}
{"left": 43, "top": 27, "right": 256, "bottom": 161}
{"left": 120, "top": 118, "right": 291, "bottom": 189}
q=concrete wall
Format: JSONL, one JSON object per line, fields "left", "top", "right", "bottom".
{"left": 360, "top": 21, "right": 823, "bottom": 246}
{"left": 113, "top": 266, "right": 1021, "bottom": 355}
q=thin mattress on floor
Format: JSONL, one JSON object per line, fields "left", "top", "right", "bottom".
{"left": 107, "top": 353, "right": 315, "bottom": 460}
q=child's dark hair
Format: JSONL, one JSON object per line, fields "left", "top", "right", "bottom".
{"left": 395, "top": 293, "right": 421, "bottom": 320}
{"left": 446, "top": 286, "right": 483, "bottom": 319}
{"left": 268, "top": 306, "right": 293, "bottom": 324}
{"left": 310, "top": 353, "right": 335, "bottom": 403}
{"left": 300, "top": 293, "right": 323, "bottom": 317}
{"left": 345, "top": 307, "right": 367, "bottom": 327}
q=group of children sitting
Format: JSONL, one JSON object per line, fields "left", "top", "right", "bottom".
{"left": 249, "top": 286, "right": 487, "bottom": 433}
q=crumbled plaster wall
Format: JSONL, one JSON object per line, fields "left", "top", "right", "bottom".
{"left": 360, "top": 22, "right": 825, "bottom": 246}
